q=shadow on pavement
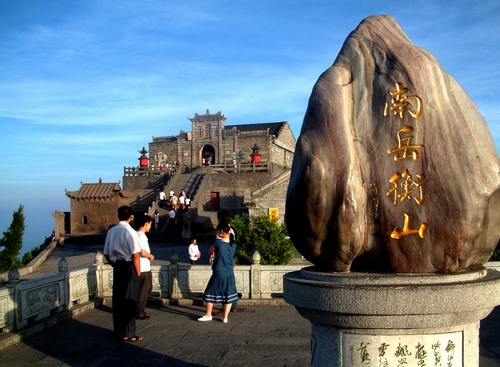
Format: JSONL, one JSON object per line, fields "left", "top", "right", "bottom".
{"left": 0, "top": 305, "right": 208, "bottom": 367}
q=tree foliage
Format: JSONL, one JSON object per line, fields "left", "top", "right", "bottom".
{"left": 230, "top": 213, "right": 294, "bottom": 265}
{"left": 491, "top": 239, "right": 500, "bottom": 261}
{"left": 21, "top": 231, "right": 54, "bottom": 265}
{"left": 0, "top": 205, "right": 25, "bottom": 272}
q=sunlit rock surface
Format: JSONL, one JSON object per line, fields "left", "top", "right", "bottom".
{"left": 286, "top": 15, "right": 500, "bottom": 273}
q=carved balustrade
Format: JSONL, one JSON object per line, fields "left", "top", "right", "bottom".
{"left": 1, "top": 252, "right": 499, "bottom": 334}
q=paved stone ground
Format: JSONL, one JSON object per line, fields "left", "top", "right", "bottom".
{"left": 0, "top": 303, "right": 311, "bottom": 367}
{"left": 0, "top": 302, "right": 499, "bottom": 366}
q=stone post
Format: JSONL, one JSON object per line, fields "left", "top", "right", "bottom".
{"left": 8, "top": 267, "right": 19, "bottom": 284}
{"left": 58, "top": 257, "right": 68, "bottom": 272}
{"left": 52, "top": 211, "right": 66, "bottom": 240}
{"left": 250, "top": 250, "right": 261, "bottom": 299}
{"left": 284, "top": 267, "right": 500, "bottom": 367}
{"left": 169, "top": 251, "right": 179, "bottom": 300}
{"left": 95, "top": 251, "right": 104, "bottom": 298}
{"left": 181, "top": 211, "right": 192, "bottom": 241}
{"left": 58, "top": 257, "right": 69, "bottom": 311}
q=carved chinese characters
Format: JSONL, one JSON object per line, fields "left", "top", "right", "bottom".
{"left": 383, "top": 82, "right": 428, "bottom": 240}
{"left": 343, "top": 332, "right": 462, "bottom": 367}
{"left": 285, "top": 15, "right": 500, "bottom": 273}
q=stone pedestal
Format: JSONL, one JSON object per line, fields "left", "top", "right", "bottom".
{"left": 284, "top": 267, "right": 500, "bottom": 367}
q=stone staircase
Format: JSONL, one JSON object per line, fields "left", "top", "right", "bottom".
{"left": 154, "top": 167, "right": 208, "bottom": 241}
{"left": 163, "top": 167, "right": 206, "bottom": 205}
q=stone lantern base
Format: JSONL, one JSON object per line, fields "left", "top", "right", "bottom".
{"left": 284, "top": 267, "right": 500, "bottom": 367}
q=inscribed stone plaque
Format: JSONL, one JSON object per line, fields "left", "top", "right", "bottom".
{"left": 342, "top": 331, "right": 462, "bottom": 367}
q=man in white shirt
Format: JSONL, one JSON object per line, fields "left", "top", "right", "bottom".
{"left": 159, "top": 191, "right": 167, "bottom": 209}
{"left": 135, "top": 214, "right": 154, "bottom": 320}
{"left": 103, "top": 206, "right": 143, "bottom": 342}
{"left": 179, "top": 194, "right": 185, "bottom": 211}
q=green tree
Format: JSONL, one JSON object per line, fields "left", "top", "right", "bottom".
{"left": 231, "top": 213, "right": 252, "bottom": 264}
{"left": 0, "top": 205, "right": 25, "bottom": 272}
{"left": 21, "top": 231, "right": 54, "bottom": 265}
{"left": 231, "top": 213, "right": 294, "bottom": 265}
{"left": 491, "top": 239, "right": 500, "bottom": 261}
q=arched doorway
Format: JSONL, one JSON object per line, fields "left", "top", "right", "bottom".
{"left": 201, "top": 145, "right": 216, "bottom": 166}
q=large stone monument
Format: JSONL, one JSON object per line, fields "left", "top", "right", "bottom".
{"left": 284, "top": 15, "right": 500, "bottom": 366}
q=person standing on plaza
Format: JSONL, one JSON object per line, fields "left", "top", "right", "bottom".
{"left": 153, "top": 210, "right": 160, "bottom": 231}
{"left": 198, "top": 223, "right": 237, "bottom": 323}
{"left": 214, "top": 210, "right": 238, "bottom": 314}
{"left": 103, "top": 206, "right": 143, "bottom": 342}
{"left": 168, "top": 208, "right": 176, "bottom": 226}
{"left": 158, "top": 191, "right": 166, "bottom": 208}
{"left": 159, "top": 191, "right": 166, "bottom": 201}
{"left": 135, "top": 214, "right": 154, "bottom": 320}
{"left": 188, "top": 238, "right": 201, "bottom": 265}
{"left": 179, "top": 193, "right": 185, "bottom": 212}
{"left": 170, "top": 194, "right": 179, "bottom": 211}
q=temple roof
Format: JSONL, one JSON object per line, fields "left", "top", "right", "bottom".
{"left": 224, "top": 122, "right": 287, "bottom": 136}
{"left": 66, "top": 180, "right": 122, "bottom": 200}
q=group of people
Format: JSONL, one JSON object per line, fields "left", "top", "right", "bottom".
{"left": 158, "top": 161, "right": 177, "bottom": 171}
{"left": 104, "top": 206, "right": 238, "bottom": 343}
{"left": 202, "top": 156, "right": 212, "bottom": 167}
{"left": 158, "top": 188, "right": 191, "bottom": 212}
{"left": 103, "top": 206, "right": 155, "bottom": 342}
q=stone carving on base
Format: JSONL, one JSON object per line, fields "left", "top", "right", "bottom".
{"left": 285, "top": 14, "right": 500, "bottom": 273}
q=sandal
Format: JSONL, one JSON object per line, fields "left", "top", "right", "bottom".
{"left": 123, "top": 335, "right": 144, "bottom": 342}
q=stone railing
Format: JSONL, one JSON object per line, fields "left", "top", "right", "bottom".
{"left": 0, "top": 257, "right": 100, "bottom": 333}
{"left": 2, "top": 251, "right": 499, "bottom": 334}
{"left": 210, "top": 162, "right": 269, "bottom": 173}
{"left": 0, "top": 250, "right": 304, "bottom": 333}
{"left": 123, "top": 165, "right": 177, "bottom": 177}
{"left": 97, "top": 251, "right": 302, "bottom": 300}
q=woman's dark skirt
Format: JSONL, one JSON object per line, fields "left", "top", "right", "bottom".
{"left": 203, "top": 270, "right": 238, "bottom": 304}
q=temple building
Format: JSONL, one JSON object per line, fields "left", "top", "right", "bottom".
{"left": 64, "top": 110, "right": 296, "bottom": 235}
{"left": 146, "top": 110, "right": 295, "bottom": 172}
{"left": 64, "top": 179, "right": 130, "bottom": 234}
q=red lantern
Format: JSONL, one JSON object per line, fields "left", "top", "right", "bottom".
{"left": 138, "top": 147, "right": 149, "bottom": 167}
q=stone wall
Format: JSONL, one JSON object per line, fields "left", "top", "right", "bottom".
{"left": 244, "top": 171, "right": 291, "bottom": 224}
{"left": 201, "top": 171, "right": 275, "bottom": 213}
{"left": 271, "top": 123, "right": 296, "bottom": 169}
{"left": 69, "top": 196, "right": 127, "bottom": 234}
{"left": 122, "top": 171, "right": 169, "bottom": 190}
{"left": 148, "top": 136, "right": 180, "bottom": 168}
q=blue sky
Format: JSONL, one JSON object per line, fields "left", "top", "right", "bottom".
{"left": 1, "top": 0, "right": 499, "bottom": 255}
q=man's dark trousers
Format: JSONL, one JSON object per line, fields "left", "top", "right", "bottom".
{"left": 113, "top": 260, "right": 142, "bottom": 338}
